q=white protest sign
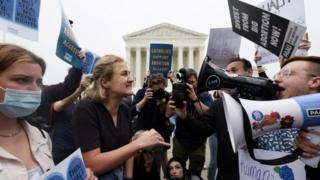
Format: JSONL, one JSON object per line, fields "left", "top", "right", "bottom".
{"left": 38, "top": 149, "right": 87, "bottom": 180}
{"left": 206, "top": 28, "right": 241, "bottom": 68}
{"left": 0, "top": 0, "right": 41, "bottom": 41}
{"left": 259, "top": 0, "right": 305, "bottom": 25}
{"left": 239, "top": 149, "right": 306, "bottom": 180}
{"left": 256, "top": 0, "right": 306, "bottom": 65}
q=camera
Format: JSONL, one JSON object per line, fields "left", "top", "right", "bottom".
{"left": 146, "top": 74, "right": 169, "bottom": 101}
{"left": 197, "top": 56, "right": 279, "bottom": 100}
{"left": 152, "top": 88, "right": 167, "bottom": 100}
{"left": 171, "top": 68, "right": 189, "bottom": 108}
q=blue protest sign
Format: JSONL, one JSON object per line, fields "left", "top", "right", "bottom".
{"left": 82, "top": 50, "right": 100, "bottom": 74}
{"left": 0, "top": 0, "right": 41, "bottom": 40}
{"left": 15, "top": 0, "right": 41, "bottom": 29}
{"left": 67, "top": 156, "right": 87, "bottom": 180}
{"left": 55, "top": 6, "right": 82, "bottom": 69}
{"left": 0, "top": 0, "right": 15, "bottom": 20}
{"left": 149, "top": 43, "right": 173, "bottom": 78}
{"left": 40, "top": 149, "right": 87, "bottom": 180}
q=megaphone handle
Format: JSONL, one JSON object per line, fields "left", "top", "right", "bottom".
{"left": 237, "top": 97, "right": 303, "bottom": 165}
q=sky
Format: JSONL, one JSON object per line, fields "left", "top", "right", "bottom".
{"left": 2, "top": 0, "right": 320, "bottom": 84}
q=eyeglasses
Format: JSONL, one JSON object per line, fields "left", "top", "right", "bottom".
{"left": 274, "top": 69, "right": 318, "bottom": 79}
{"left": 273, "top": 69, "right": 291, "bottom": 79}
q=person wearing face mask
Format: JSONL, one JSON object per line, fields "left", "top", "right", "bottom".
{"left": 0, "top": 44, "right": 53, "bottom": 180}
{"left": 0, "top": 43, "right": 98, "bottom": 180}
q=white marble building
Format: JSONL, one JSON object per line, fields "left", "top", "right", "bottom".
{"left": 123, "top": 23, "right": 207, "bottom": 90}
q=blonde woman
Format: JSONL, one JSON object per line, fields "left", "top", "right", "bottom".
{"left": 72, "top": 55, "right": 170, "bottom": 179}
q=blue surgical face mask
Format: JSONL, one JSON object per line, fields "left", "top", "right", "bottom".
{"left": 0, "top": 87, "right": 41, "bottom": 118}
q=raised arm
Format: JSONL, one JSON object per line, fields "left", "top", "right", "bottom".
{"left": 52, "top": 75, "right": 91, "bottom": 112}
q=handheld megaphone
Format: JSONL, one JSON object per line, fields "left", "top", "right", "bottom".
{"left": 197, "top": 56, "right": 278, "bottom": 100}
{"left": 222, "top": 92, "right": 320, "bottom": 153}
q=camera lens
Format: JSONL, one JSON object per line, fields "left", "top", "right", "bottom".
{"left": 172, "top": 83, "right": 187, "bottom": 108}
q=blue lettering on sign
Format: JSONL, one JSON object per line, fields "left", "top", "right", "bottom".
{"left": 44, "top": 172, "right": 64, "bottom": 180}
{"left": 240, "top": 161, "right": 275, "bottom": 180}
{"left": 14, "top": 0, "right": 41, "bottom": 29}
{"left": 0, "top": 0, "right": 14, "bottom": 20}
{"left": 67, "top": 156, "right": 87, "bottom": 180}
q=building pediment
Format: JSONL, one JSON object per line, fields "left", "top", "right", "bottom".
{"left": 123, "top": 23, "right": 207, "bottom": 40}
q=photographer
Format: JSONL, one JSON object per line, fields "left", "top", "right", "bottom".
{"left": 170, "top": 56, "right": 320, "bottom": 179}
{"left": 169, "top": 58, "right": 253, "bottom": 180}
{"left": 132, "top": 73, "right": 172, "bottom": 178}
{"left": 169, "top": 68, "right": 213, "bottom": 177}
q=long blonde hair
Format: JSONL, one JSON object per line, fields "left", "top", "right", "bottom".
{"left": 83, "top": 55, "right": 124, "bottom": 101}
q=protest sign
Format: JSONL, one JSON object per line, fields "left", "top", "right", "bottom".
{"left": 228, "top": 0, "right": 306, "bottom": 62}
{"left": 0, "top": 0, "right": 41, "bottom": 41}
{"left": 55, "top": 5, "right": 83, "bottom": 69}
{"left": 256, "top": 0, "right": 306, "bottom": 65}
{"left": 259, "top": 0, "right": 305, "bottom": 25}
{"left": 206, "top": 28, "right": 241, "bottom": 68}
{"left": 82, "top": 50, "right": 100, "bottom": 74}
{"left": 39, "top": 149, "right": 87, "bottom": 180}
{"left": 149, "top": 43, "right": 173, "bottom": 78}
{"left": 239, "top": 149, "right": 306, "bottom": 180}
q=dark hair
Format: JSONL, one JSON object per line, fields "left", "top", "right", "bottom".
{"left": 281, "top": 56, "right": 320, "bottom": 68}
{"left": 227, "top": 58, "right": 252, "bottom": 71}
{"left": 178, "top": 68, "right": 197, "bottom": 81}
{"left": 166, "top": 157, "right": 187, "bottom": 180}
{"left": 147, "top": 73, "right": 166, "bottom": 88}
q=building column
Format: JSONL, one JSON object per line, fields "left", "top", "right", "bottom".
{"left": 177, "top": 46, "right": 183, "bottom": 70}
{"left": 135, "top": 47, "right": 141, "bottom": 87}
{"left": 198, "top": 47, "right": 204, "bottom": 71}
{"left": 188, "top": 46, "right": 194, "bottom": 68}
{"left": 146, "top": 47, "right": 150, "bottom": 73}
{"left": 126, "top": 47, "right": 131, "bottom": 71}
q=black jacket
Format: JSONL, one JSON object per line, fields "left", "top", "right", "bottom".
{"left": 184, "top": 98, "right": 239, "bottom": 180}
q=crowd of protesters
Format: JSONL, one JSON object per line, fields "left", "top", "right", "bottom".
{"left": 0, "top": 36, "right": 320, "bottom": 180}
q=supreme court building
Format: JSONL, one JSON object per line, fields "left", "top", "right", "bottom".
{"left": 123, "top": 23, "right": 207, "bottom": 90}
